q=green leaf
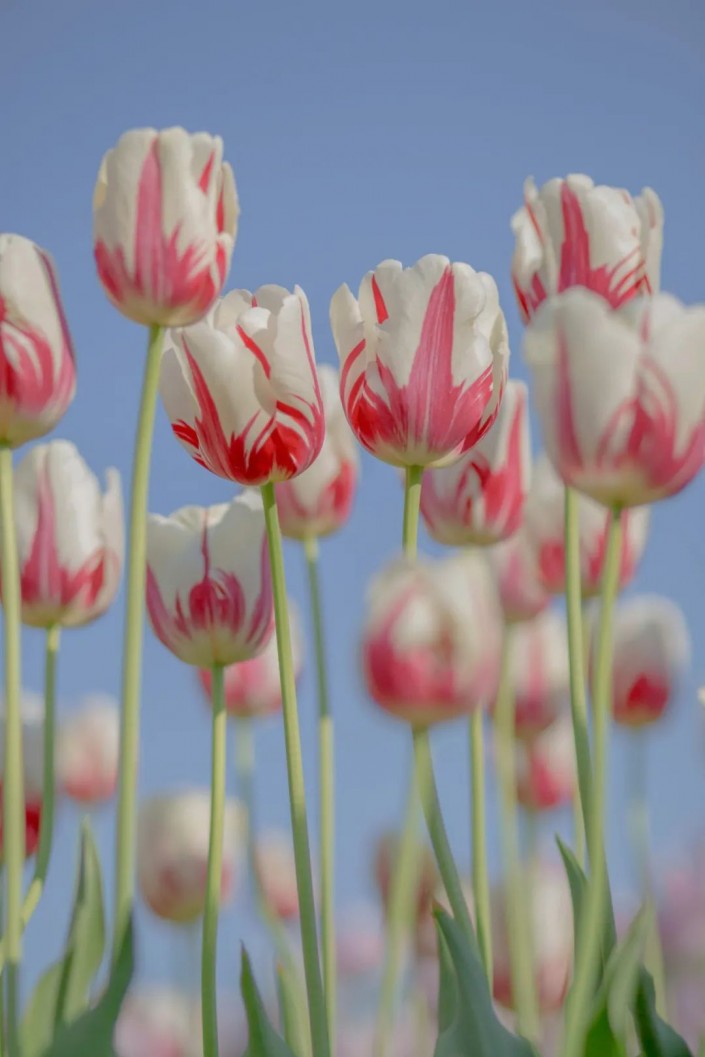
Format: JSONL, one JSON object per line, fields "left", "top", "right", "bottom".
{"left": 557, "top": 838, "right": 616, "bottom": 975}
{"left": 433, "top": 908, "right": 537, "bottom": 1057}
{"left": 584, "top": 908, "right": 649, "bottom": 1057}
{"left": 634, "top": 969, "right": 693, "bottom": 1057}
{"left": 275, "top": 960, "right": 310, "bottom": 1057}
{"left": 241, "top": 947, "right": 297, "bottom": 1057}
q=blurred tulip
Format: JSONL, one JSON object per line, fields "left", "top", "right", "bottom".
{"left": 197, "top": 602, "right": 301, "bottom": 718}
{"left": 362, "top": 553, "right": 502, "bottom": 726}
{"left": 489, "top": 530, "right": 550, "bottom": 624}
{"left": 137, "top": 789, "right": 240, "bottom": 923}
{"left": 525, "top": 291, "right": 705, "bottom": 508}
{"left": 146, "top": 492, "right": 273, "bottom": 667}
{"left": 597, "top": 595, "right": 690, "bottom": 727}
{"left": 57, "top": 694, "right": 120, "bottom": 805}
{"left": 420, "top": 380, "right": 530, "bottom": 546}
{"left": 0, "top": 234, "right": 76, "bottom": 447}
{"left": 93, "top": 127, "right": 238, "bottom": 327}
{"left": 524, "top": 455, "right": 650, "bottom": 596}
{"left": 515, "top": 713, "right": 576, "bottom": 812}
{"left": 492, "top": 861, "right": 573, "bottom": 1012}
{"left": 489, "top": 610, "right": 569, "bottom": 738}
{"left": 275, "top": 365, "right": 359, "bottom": 539}
{"left": 254, "top": 829, "right": 300, "bottom": 921}
{"left": 511, "top": 174, "right": 662, "bottom": 322}
{"left": 0, "top": 691, "right": 45, "bottom": 858}
{"left": 115, "top": 988, "right": 198, "bottom": 1057}
{"left": 9, "top": 440, "right": 123, "bottom": 629}
{"left": 660, "top": 844, "right": 705, "bottom": 977}
{"left": 330, "top": 254, "right": 509, "bottom": 467}
{"left": 160, "top": 285, "right": 324, "bottom": 485}
{"left": 336, "top": 903, "right": 384, "bottom": 976}
{"left": 374, "top": 830, "right": 437, "bottom": 926}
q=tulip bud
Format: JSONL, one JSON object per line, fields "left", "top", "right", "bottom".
{"left": 331, "top": 254, "right": 509, "bottom": 467}
{"left": 0, "top": 234, "right": 76, "bottom": 447}
{"left": 93, "top": 128, "right": 238, "bottom": 327}
{"left": 254, "top": 830, "right": 300, "bottom": 921}
{"left": 489, "top": 530, "right": 550, "bottom": 624}
{"left": 57, "top": 694, "right": 120, "bottom": 805}
{"left": 0, "top": 692, "right": 45, "bottom": 858}
{"left": 515, "top": 713, "right": 576, "bottom": 812}
{"left": 489, "top": 610, "right": 569, "bottom": 738}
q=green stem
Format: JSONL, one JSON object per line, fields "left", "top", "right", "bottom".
{"left": 402, "top": 466, "right": 423, "bottom": 560}
{"left": 0, "top": 445, "right": 23, "bottom": 1057}
{"left": 493, "top": 628, "right": 540, "bottom": 1042}
{"left": 469, "top": 709, "right": 492, "bottom": 981}
{"left": 561, "top": 508, "right": 622, "bottom": 1057}
{"left": 202, "top": 665, "right": 227, "bottom": 1057}
{"left": 113, "top": 323, "right": 164, "bottom": 958}
{"left": 260, "top": 483, "right": 329, "bottom": 1057}
{"left": 304, "top": 536, "right": 336, "bottom": 1046}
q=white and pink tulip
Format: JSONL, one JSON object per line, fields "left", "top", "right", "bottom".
{"left": 0, "top": 692, "right": 45, "bottom": 859}
{"left": 489, "top": 530, "right": 550, "bottom": 624}
{"left": 57, "top": 694, "right": 120, "bottom": 806}
{"left": 515, "top": 713, "right": 576, "bottom": 812}
{"left": 490, "top": 610, "right": 569, "bottom": 738}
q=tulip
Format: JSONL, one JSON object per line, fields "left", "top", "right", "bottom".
{"left": 490, "top": 610, "right": 569, "bottom": 738}
{"left": 275, "top": 365, "right": 359, "bottom": 539}
{"left": 160, "top": 285, "right": 324, "bottom": 485}
{"left": 115, "top": 989, "right": 198, "bottom": 1057}
{"left": 489, "top": 530, "right": 550, "bottom": 624}
{"left": 515, "top": 713, "right": 576, "bottom": 812}
{"left": 330, "top": 254, "right": 509, "bottom": 467}
{"left": 420, "top": 380, "right": 530, "bottom": 546}
{"left": 93, "top": 128, "right": 238, "bottom": 327}
{"left": 525, "top": 291, "right": 705, "bottom": 508}
{"left": 524, "top": 455, "right": 650, "bottom": 596}
{"left": 0, "top": 692, "right": 45, "bottom": 858}
{"left": 254, "top": 830, "right": 300, "bottom": 922}
{"left": 146, "top": 492, "right": 273, "bottom": 667}
{"left": 9, "top": 440, "right": 123, "bottom": 629}
{"left": 511, "top": 174, "right": 662, "bottom": 322}
{"left": 362, "top": 552, "right": 502, "bottom": 726}
{"left": 137, "top": 790, "right": 240, "bottom": 923}
{"left": 335, "top": 904, "right": 384, "bottom": 976}
{"left": 57, "top": 694, "right": 120, "bottom": 805}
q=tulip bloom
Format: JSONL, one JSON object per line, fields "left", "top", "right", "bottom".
{"left": 597, "top": 595, "right": 690, "bottom": 727}
{"left": 146, "top": 492, "right": 273, "bottom": 668}
{"left": 57, "top": 694, "right": 120, "bottom": 805}
{"left": 515, "top": 713, "right": 576, "bottom": 812}
{"left": 254, "top": 830, "right": 300, "bottom": 921}
{"left": 511, "top": 174, "right": 662, "bottom": 322}
{"left": 525, "top": 291, "right": 705, "bottom": 508}
{"left": 524, "top": 456, "right": 650, "bottom": 596}
{"left": 137, "top": 790, "right": 240, "bottom": 923}
{"left": 336, "top": 905, "right": 384, "bottom": 976}
{"left": 0, "top": 234, "right": 76, "bottom": 447}
{"left": 489, "top": 530, "right": 550, "bottom": 624}
{"left": 420, "top": 380, "right": 530, "bottom": 546}
{"left": 330, "top": 254, "right": 509, "bottom": 467}
{"left": 0, "top": 692, "right": 45, "bottom": 858}
{"left": 93, "top": 128, "right": 238, "bottom": 327}
{"left": 490, "top": 610, "right": 569, "bottom": 738}
{"left": 10, "top": 440, "right": 123, "bottom": 628}
{"left": 116, "top": 989, "right": 198, "bottom": 1057}
{"left": 362, "top": 553, "right": 502, "bottom": 726}
{"left": 275, "top": 365, "right": 359, "bottom": 539}
{"left": 160, "top": 286, "right": 324, "bottom": 486}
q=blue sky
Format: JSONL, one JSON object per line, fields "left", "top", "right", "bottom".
{"left": 1, "top": 0, "right": 704, "bottom": 1007}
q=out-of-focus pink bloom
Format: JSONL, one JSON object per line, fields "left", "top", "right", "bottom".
{"left": 597, "top": 595, "right": 690, "bottom": 727}
{"left": 511, "top": 174, "right": 662, "bottom": 323}
{"left": 420, "top": 380, "right": 530, "bottom": 546}
{"left": 515, "top": 713, "right": 576, "bottom": 812}
{"left": 490, "top": 610, "right": 569, "bottom": 738}
{"left": 330, "top": 254, "right": 509, "bottom": 468}
{"left": 146, "top": 493, "right": 273, "bottom": 668}
{"left": 489, "top": 530, "right": 550, "bottom": 624}
{"left": 525, "top": 291, "right": 705, "bottom": 508}
{"left": 492, "top": 861, "right": 573, "bottom": 1013}
{"left": 524, "top": 455, "right": 650, "bottom": 596}
{"left": 161, "top": 286, "right": 324, "bottom": 485}
{"left": 0, "top": 692, "right": 45, "bottom": 859}
{"left": 198, "top": 603, "right": 301, "bottom": 719}
{"left": 10, "top": 441, "right": 123, "bottom": 629}
{"left": 115, "top": 988, "right": 198, "bottom": 1057}
{"left": 255, "top": 830, "right": 300, "bottom": 921}
{"left": 660, "top": 843, "right": 705, "bottom": 1050}
{"left": 0, "top": 235, "right": 76, "bottom": 448}
{"left": 57, "top": 694, "right": 120, "bottom": 805}
{"left": 374, "top": 831, "right": 438, "bottom": 926}
{"left": 93, "top": 128, "right": 238, "bottom": 327}
{"left": 137, "top": 790, "right": 240, "bottom": 923}
{"left": 362, "top": 553, "right": 502, "bottom": 726}
{"left": 336, "top": 904, "right": 384, "bottom": 976}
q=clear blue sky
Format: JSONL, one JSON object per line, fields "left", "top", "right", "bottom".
{"left": 2, "top": 0, "right": 704, "bottom": 1006}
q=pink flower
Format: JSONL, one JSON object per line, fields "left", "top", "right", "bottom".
{"left": 255, "top": 830, "right": 300, "bottom": 921}
{"left": 362, "top": 553, "right": 502, "bottom": 726}
{"left": 160, "top": 286, "right": 324, "bottom": 485}
{"left": 511, "top": 174, "right": 662, "bottom": 322}
{"left": 515, "top": 713, "right": 576, "bottom": 812}
{"left": 336, "top": 904, "right": 384, "bottom": 976}
{"left": 116, "top": 989, "right": 198, "bottom": 1057}
{"left": 490, "top": 610, "right": 569, "bottom": 738}
{"left": 525, "top": 291, "right": 705, "bottom": 508}
{"left": 146, "top": 492, "right": 273, "bottom": 668}
{"left": 524, "top": 455, "right": 650, "bottom": 596}
{"left": 0, "top": 692, "right": 45, "bottom": 859}
{"left": 489, "top": 530, "right": 550, "bottom": 624}
{"left": 93, "top": 128, "right": 238, "bottom": 327}
{"left": 0, "top": 235, "right": 76, "bottom": 447}
{"left": 137, "top": 790, "right": 240, "bottom": 923}
{"left": 330, "top": 254, "right": 509, "bottom": 467}
{"left": 275, "top": 365, "right": 359, "bottom": 539}
{"left": 57, "top": 694, "right": 120, "bottom": 806}
{"left": 420, "top": 380, "right": 530, "bottom": 546}
{"left": 10, "top": 440, "right": 123, "bottom": 629}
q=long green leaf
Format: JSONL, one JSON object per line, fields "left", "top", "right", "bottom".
{"left": 584, "top": 909, "right": 649, "bottom": 1057}
{"left": 634, "top": 969, "right": 693, "bottom": 1057}
{"left": 276, "top": 961, "right": 310, "bottom": 1057}
{"left": 242, "top": 948, "right": 297, "bottom": 1057}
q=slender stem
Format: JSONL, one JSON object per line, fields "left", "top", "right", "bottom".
{"left": 202, "top": 665, "right": 227, "bottom": 1057}
{"left": 0, "top": 873, "right": 4, "bottom": 1056}
{"left": 0, "top": 445, "right": 24, "bottom": 1057}
{"left": 561, "top": 509, "right": 622, "bottom": 1057}
{"left": 260, "top": 483, "right": 329, "bottom": 1057}
{"left": 304, "top": 536, "right": 336, "bottom": 1046}
{"left": 114, "top": 323, "right": 164, "bottom": 958}
{"left": 469, "top": 709, "right": 492, "bottom": 982}
{"left": 494, "top": 629, "right": 540, "bottom": 1042}
{"left": 402, "top": 466, "right": 423, "bottom": 560}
